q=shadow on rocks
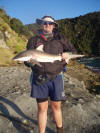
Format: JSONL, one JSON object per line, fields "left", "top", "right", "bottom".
{"left": 0, "top": 96, "right": 37, "bottom": 133}
{"left": 0, "top": 96, "right": 55, "bottom": 133}
{"left": 0, "top": 103, "right": 31, "bottom": 133}
{"left": 0, "top": 96, "right": 37, "bottom": 124}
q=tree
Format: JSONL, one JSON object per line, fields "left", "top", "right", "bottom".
{"left": 10, "top": 18, "right": 23, "bottom": 34}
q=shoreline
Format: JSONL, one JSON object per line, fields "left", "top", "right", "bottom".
{"left": 78, "top": 56, "right": 100, "bottom": 74}
{"left": 85, "top": 66, "right": 100, "bottom": 74}
{"left": 67, "top": 60, "right": 100, "bottom": 95}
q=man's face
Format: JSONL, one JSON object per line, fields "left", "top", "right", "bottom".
{"left": 42, "top": 21, "right": 55, "bottom": 34}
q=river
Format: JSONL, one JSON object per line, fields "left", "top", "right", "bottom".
{"left": 78, "top": 57, "right": 100, "bottom": 74}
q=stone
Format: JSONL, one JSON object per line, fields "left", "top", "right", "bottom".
{"left": 0, "top": 66, "right": 100, "bottom": 133}
{"left": 0, "top": 31, "right": 8, "bottom": 48}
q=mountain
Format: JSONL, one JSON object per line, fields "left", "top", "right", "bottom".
{"left": 58, "top": 12, "right": 100, "bottom": 56}
{"left": 25, "top": 23, "right": 41, "bottom": 35}
{"left": 26, "top": 12, "right": 100, "bottom": 56}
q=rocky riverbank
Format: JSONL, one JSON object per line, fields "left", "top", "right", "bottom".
{"left": 67, "top": 60, "right": 100, "bottom": 95}
{"left": 0, "top": 65, "right": 100, "bottom": 133}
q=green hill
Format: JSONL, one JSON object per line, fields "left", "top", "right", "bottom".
{"left": 58, "top": 12, "right": 100, "bottom": 56}
{"left": 0, "top": 8, "right": 28, "bottom": 66}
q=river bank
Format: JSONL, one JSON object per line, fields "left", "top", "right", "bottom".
{"left": 67, "top": 60, "right": 100, "bottom": 95}
{"left": 78, "top": 57, "right": 100, "bottom": 74}
{"left": 0, "top": 64, "right": 100, "bottom": 133}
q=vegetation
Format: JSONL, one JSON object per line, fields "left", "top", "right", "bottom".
{"left": 57, "top": 12, "right": 100, "bottom": 56}
{"left": 0, "top": 48, "right": 14, "bottom": 66}
{"left": 0, "top": 8, "right": 33, "bottom": 39}
{"left": 10, "top": 18, "right": 33, "bottom": 39}
{"left": 0, "top": 8, "right": 11, "bottom": 25}
{"left": 25, "top": 23, "right": 41, "bottom": 35}
{"left": 0, "top": 8, "right": 27, "bottom": 66}
{"left": 10, "top": 18, "right": 23, "bottom": 34}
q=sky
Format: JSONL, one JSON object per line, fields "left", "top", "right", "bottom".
{"left": 0, "top": 0, "right": 100, "bottom": 25}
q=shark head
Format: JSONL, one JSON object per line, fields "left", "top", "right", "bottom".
{"left": 13, "top": 56, "right": 32, "bottom": 62}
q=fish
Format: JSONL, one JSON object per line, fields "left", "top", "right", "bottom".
{"left": 13, "top": 49, "right": 85, "bottom": 66}
{"left": 36, "top": 44, "right": 44, "bottom": 51}
{"left": 13, "top": 49, "right": 62, "bottom": 66}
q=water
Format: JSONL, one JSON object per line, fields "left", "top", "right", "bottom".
{"left": 78, "top": 57, "right": 100, "bottom": 74}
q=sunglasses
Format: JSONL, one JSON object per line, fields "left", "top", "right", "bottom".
{"left": 43, "top": 21, "right": 54, "bottom": 25}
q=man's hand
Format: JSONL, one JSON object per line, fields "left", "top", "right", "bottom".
{"left": 62, "top": 52, "right": 70, "bottom": 64}
{"left": 62, "top": 52, "right": 70, "bottom": 60}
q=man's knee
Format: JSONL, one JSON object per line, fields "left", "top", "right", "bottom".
{"left": 51, "top": 101, "right": 62, "bottom": 111}
{"left": 37, "top": 100, "right": 48, "bottom": 112}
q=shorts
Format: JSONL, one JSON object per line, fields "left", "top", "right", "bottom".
{"left": 30, "top": 72, "right": 65, "bottom": 101}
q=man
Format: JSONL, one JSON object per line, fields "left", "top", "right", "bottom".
{"left": 25, "top": 16, "right": 77, "bottom": 133}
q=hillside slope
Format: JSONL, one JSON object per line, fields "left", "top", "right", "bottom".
{"left": 0, "top": 9, "right": 27, "bottom": 66}
{"left": 58, "top": 12, "right": 100, "bottom": 56}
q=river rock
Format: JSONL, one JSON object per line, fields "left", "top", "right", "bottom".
{"left": 0, "top": 31, "right": 8, "bottom": 48}
{"left": 0, "top": 66, "right": 100, "bottom": 133}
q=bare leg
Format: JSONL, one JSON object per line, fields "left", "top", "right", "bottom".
{"left": 37, "top": 101, "right": 48, "bottom": 133}
{"left": 50, "top": 101, "right": 62, "bottom": 128}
